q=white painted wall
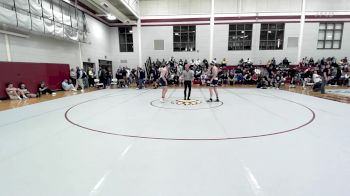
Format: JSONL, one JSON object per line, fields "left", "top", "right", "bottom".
{"left": 7, "top": 34, "right": 80, "bottom": 66}
{"left": 141, "top": 0, "right": 305, "bottom": 16}
{"left": 137, "top": 22, "right": 350, "bottom": 65}
{"left": 80, "top": 15, "right": 113, "bottom": 69}
{"left": 213, "top": 23, "right": 300, "bottom": 65}
{"left": 240, "top": 0, "right": 302, "bottom": 13}
{"left": 0, "top": 34, "right": 6, "bottom": 61}
{"left": 141, "top": 0, "right": 350, "bottom": 16}
{"left": 305, "top": 0, "right": 350, "bottom": 11}
{"left": 140, "top": 0, "right": 211, "bottom": 16}
{"left": 140, "top": 25, "right": 210, "bottom": 63}
{"left": 301, "top": 22, "right": 350, "bottom": 60}
{"left": 0, "top": 15, "right": 113, "bottom": 69}
{"left": 110, "top": 26, "right": 140, "bottom": 72}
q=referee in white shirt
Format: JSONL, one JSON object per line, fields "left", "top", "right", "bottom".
{"left": 182, "top": 64, "right": 194, "bottom": 100}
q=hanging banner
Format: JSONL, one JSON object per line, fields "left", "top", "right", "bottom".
{"left": 0, "top": 0, "right": 14, "bottom": 7}
{"left": 42, "top": 0, "right": 53, "bottom": 20}
{"left": 53, "top": 1, "right": 63, "bottom": 23}
{"left": 17, "top": 11, "right": 31, "bottom": 30}
{"left": 32, "top": 16, "right": 44, "bottom": 32}
{"left": 64, "top": 25, "right": 78, "bottom": 41}
{"left": 14, "top": 0, "right": 29, "bottom": 12}
{"left": 0, "top": 7, "right": 17, "bottom": 26}
{"left": 29, "top": 0, "right": 43, "bottom": 16}
{"left": 55, "top": 22, "right": 63, "bottom": 37}
{"left": 44, "top": 18, "right": 54, "bottom": 35}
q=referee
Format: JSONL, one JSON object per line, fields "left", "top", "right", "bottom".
{"left": 181, "top": 64, "right": 194, "bottom": 100}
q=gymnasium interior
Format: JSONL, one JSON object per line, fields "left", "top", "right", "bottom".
{"left": 0, "top": 0, "right": 350, "bottom": 195}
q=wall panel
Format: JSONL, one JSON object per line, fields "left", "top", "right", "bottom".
{"left": 0, "top": 34, "right": 7, "bottom": 61}
{"left": 9, "top": 34, "right": 80, "bottom": 67}
{"left": 0, "top": 62, "right": 69, "bottom": 99}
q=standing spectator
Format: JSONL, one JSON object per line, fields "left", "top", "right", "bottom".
{"left": 283, "top": 57, "right": 290, "bottom": 66}
{"left": 88, "top": 67, "right": 95, "bottom": 87}
{"left": 321, "top": 64, "right": 331, "bottom": 94}
{"left": 289, "top": 66, "right": 297, "bottom": 88}
{"left": 70, "top": 68, "right": 76, "bottom": 86}
{"left": 122, "top": 67, "right": 128, "bottom": 87}
{"left": 137, "top": 67, "right": 146, "bottom": 89}
{"left": 221, "top": 58, "right": 227, "bottom": 67}
{"left": 106, "top": 69, "right": 112, "bottom": 87}
{"left": 75, "top": 67, "right": 85, "bottom": 92}
{"left": 100, "top": 68, "right": 107, "bottom": 89}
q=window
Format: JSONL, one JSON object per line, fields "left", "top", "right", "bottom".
{"left": 259, "top": 23, "right": 284, "bottom": 50}
{"left": 173, "top": 25, "right": 196, "bottom": 52}
{"left": 317, "top": 23, "right": 343, "bottom": 49}
{"left": 228, "top": 24, "right": 252, "bottom": 50}
{"left": 119, "top": 26, "right": 134, "bottom": 52}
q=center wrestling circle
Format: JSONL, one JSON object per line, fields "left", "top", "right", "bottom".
{"left": 64, "top": 91, "right": 316, "bottom": 141}
{"left": 150, "top": 97, "right": 223, "bottom": 110}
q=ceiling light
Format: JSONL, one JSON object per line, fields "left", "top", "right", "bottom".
{"left": 107, "top": 14, "right": 116, "bottom": 20}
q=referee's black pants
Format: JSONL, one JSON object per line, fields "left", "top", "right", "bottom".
{"left": 184, "top": 80, "right": 192, "bottom": 100}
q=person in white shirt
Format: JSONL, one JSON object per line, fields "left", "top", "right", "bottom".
{"left": 6, "top": 83, "right": 26, "bottom": 100}
{"left": 312, "top": 71, "right": 322, "bottom": 83}
{"left": 312, "top": 70, "right": 322, "bottom": 91}
{"left": 62, "top": 79, "right": 77, "bottom": 91}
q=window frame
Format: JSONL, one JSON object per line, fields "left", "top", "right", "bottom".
{"left": 119, "top": 26, "right": 134, "bottom": 52}
{"left": 228, "top": 24, "right": 253, "bottom": 51}
{"left": 317, "top": 22, "right": 343, "bottom": 50}
{"left": 259, "top": 23, "right": 285, "bottom": 50}
{"left": 173, "top": 25, "right": 196, "bottom": 52}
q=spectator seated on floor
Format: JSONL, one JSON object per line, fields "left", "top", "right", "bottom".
{"left": 19, "top": 83, "right": 38, "bottom": 98}
{"left": 62, "top": 79, "right": 77, "bottom": 91}
{"left": 38, "top": 81, "right": 55, "bottom": 96}
{"left": 257, "top": 76, "right": 268, "bottom": 89}
{"left": 312, "top": 70, "right": 322, "bottom": 91}
{"left": 302, "top": 68, "right": 313, "bottom": 89}
{"left": 6, "top": 83, "right": 26, "bottom": 100}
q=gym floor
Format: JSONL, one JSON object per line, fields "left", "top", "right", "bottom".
{"left": 0, "top": 87, "right": 350, "bottom": 196}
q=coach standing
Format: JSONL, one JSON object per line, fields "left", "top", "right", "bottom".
{"left": 182, "top": 64, "right": 194, "bottom": 100}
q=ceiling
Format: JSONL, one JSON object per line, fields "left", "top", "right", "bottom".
{"left": 72, "top": 0, "right": 139, "bottom": 26}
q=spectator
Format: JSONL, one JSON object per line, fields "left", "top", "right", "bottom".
{"left": 321, "top": 64, "right": 331, "bottom": 94}
{"left": 19, "top": 83, "right": 38, "bottom": 98}
{"left": 100, "top": 67, "right": 107, "bottom": 88}
{"left": 312, "top": 70, "right": 322, "bottom": 91}
{"left": 62, "top": 79, "right": 77, "bottom": 91}
{"left": 6, "top": 83, "right": 26, "bottom": 100}
{"left": 38, "top": 81, "right": 55, "bottom": 96}
{"left": 75, "top": 67, "right": 85, "bottom": 92}
{"left": 88, "top": 67, "right": 95, "bottom": 87}
{"left": 70, "top": 68, "right": 77, "bottom": 86}
{"left": 221, "top": 58, "right": 227, "bottom": 67}
{"left": 283, "top": 57, "right": 290, "bottom": 66}
{"left": 137, "top": 67, "right": 146, "bottom": 89}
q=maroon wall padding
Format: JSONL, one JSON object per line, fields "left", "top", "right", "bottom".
{"left": 0, "top": 62, "right": 70, "bottom": 99}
